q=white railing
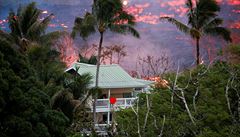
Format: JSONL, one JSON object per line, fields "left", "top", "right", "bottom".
{"left": 94, "top": 98, "right": 136, "bottom": 112}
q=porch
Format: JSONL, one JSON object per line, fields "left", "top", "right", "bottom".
{"left": 95, "top": 97, "right": 136, "bottom": 112}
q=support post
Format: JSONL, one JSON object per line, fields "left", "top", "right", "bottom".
{"left": 107, "top": 89, "right": 111, "bottom": 125}
{"left": 124, "top": 98, "right": 127, "bottom": 108}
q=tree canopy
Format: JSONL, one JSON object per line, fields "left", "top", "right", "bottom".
{"left": 160, "top": 0, "right": 232, "bottom": 65}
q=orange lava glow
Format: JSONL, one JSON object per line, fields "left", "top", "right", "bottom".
{"left": 54, "top": 34, "right": 78, "bottom": 67}
{"left": 231, "top": 32, "right": 240, "bottom": 44}
{"left": 158, "top": 0, "right": 188, "bottom": 17}
{"left": 228, "top": 0, "right": 240, "bottom": 5}
{"left": 0, "top": 19, "right": 8, "bottom": 29}
{"left": 232, "top": 9, "right": 240, "bottom": 13}
{"left": 124, "top": 3, "right": 160, "bottom": 24}
{"left": 135, "top": 14, "right": 159, "bottom": 24}
{"left": 125, "top": 3, "right": 149, "bottom": 15}
{"left": 230, "top": 21, "right": 240, "bottom": 29}
{"left": 159, "top": 13, "right": 175, "bottom": 18}
{"left": 144, "top": 76, "right": 169, "bottom": 89}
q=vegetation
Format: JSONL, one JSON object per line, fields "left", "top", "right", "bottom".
{"left": 0, "top": 36, "right": 69, "bottom": 137}
{"left": 0, "top": 2, "right": 64, "bottom": 52}
{"left": 116, "top": 63, "right": 240, "bottom": 137}
{"left": 0, "top": 2, "right": 93, "bottom": 137}
{"left": 160, "top": 0, "right": 232, "bottom": 65}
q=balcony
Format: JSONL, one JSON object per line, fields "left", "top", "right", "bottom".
{"left": 94, "top": 98, "right": 136, "bottom": 112}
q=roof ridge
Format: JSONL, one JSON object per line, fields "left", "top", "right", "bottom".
{"left": 74, "top": 62, "right": 120, "bottom": 67}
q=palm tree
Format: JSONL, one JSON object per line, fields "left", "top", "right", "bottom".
{"left": 51, "top": 73, "right": 92, "bottom": 121}
{"left": 72, "top": 0, "right": 140, "bottom": 124}
{"left": 0, "top": 2, "right": 63, "bottom": 52}
{"left": 160, "top": 0, "right": 232, "bottom": 65}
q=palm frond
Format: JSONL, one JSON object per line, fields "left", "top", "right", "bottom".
{"left": 8, "top": 11, "right": 22, "bottom": 38}
{"left": 203, "top": 18, "right": 223, "bottom": 29}
{"left": 0, "top": 35, "right": 12, "bottom": 47}
{"left": 188, "top": 0, "right": 221, "bottom": 29}
{"left": 112, "top": 11, "right": 136, "bottom": 25}
{"left": 19, "top": 2, "right": 40, "bottom": 35}
{"left": 72, "top": 17, "right": 83, "bottom": 33}
{"left": 71, "top": 13, "right": 96, "bottom": 39}
{"left": 66, "top": 73, "right": 92, "bottom": 99}
{"left": 78, "top": 54, "right": 89, "bottom": 63}
{"left": 186, "top": 0, "right": 193, "bottom": 10}
{"left": 89, "top": 55, "right": 97, "bottom": 65}
{"left": 109, "top": 24, "right": 140, "bottom": 38}
{"left": 51, "top": 89, "right": 73, "bottom": 109}
{"left": 93, "top": 0, "right": 116, "bottom": 22}
{"left": 39, "top": 13, "right": 54, "bottom": 34}
{"left": 40, "top": 31, "right": 67, "bottom": 46}
{"left": 160, "top": 17, "right": 191, "bottom": 35}
{"left": 26, "top": 21, "right": 42, "bottom": 40}
{"left": 78, "top": 54, "right": 97, "bottom": 65}
{"left": 197, "top": 14, "right": 218, "bottom": 29}
{"left": 190, "top": 28, "right": 201, "bottom": 39}
{"left": 204, "top": 27, "right": 232, "bottom": 42}
{"left": 0, "top": 30, "right": 14, "bottom": 43}
{"left": 186, "top": 0, "right": 196, "bottom": 27}
{"left": 197, "top": 0, "right": 220, "bottom": 13}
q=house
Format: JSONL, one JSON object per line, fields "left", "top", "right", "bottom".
{"left": 66, "top": 62, "right": 153, "bottom": 125}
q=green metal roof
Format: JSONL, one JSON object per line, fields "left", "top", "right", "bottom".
{"left": 66, "top": 63, "right": 152, "bottom": 89}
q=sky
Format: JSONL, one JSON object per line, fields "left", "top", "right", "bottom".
{"left": 0, "top": 0, "right": 240, "bottom": 71}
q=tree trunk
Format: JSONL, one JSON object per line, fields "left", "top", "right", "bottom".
{"left": 196, "top": 38, "right": 200, "bottom": 65}
{"left": 93, "top": 32, "right": 104, "bottom": 125}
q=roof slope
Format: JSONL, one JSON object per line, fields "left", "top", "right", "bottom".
{"left": 67, "top": 62, "right": 152, "bottom": 89}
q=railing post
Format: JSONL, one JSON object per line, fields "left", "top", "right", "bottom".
{"left": 124, "top": 98, "right": 127, "bottom": 108}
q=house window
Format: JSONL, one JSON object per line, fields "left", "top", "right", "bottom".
{"left": 123, "top": 93, "right": 132, "bottom": 98}
{"left": 134, "top": 87, "right": 142, "bottom": 91}
{"left": 102, "top": 113, "right": 112, "bottom": 123}
{"left": 100, "top": 94, "right": 107, "bottom": 99}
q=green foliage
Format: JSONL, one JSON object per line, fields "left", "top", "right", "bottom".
{"left": 27, "top": 45, "right": 66, "bottom": 96}
{"left": 0, "top": 42, "right": 69, "bottom": 137}
{"left": 160, "top": 0, "right": 232, "bottom": 64}
{"left": 116, "top": 63, "right": 240, "bottom": 137}
{"left": 1, "top": 2, "right": 64, "bottom": 52}
{"left": 78, "top": 54, "right": 97, "bottom": 65}
{"left": 72, "top": 0, "right": 140, "bottom": 39}
{"left": 227, "top": 44, "right": 240, "bottom": 56}
{"left": 65, "top": 73, "right": 92, "bottom": 100}
{"left": 0, "top": 2, "right": 95, "bottom": 136}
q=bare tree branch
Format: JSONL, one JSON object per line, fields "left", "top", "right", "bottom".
{"left": 158, "top": 115, "right": 166, "bottom": 137}
{"left": 131, "top": 98, "right": 141, "bottom": 137}
{"left": 143, "top": 94, "right": 150, "bottom": 130}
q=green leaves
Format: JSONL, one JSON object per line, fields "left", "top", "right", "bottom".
{"left": 109, "top": 24, "right": 140, "bottom": 38}
{"left": 2, "top": 2, "right": 62, "bottom": 52}
{"left": 71, "top": 13, "right": 96, "bottom": 39}
{"left": 65, "top": 73, "right": 92, "bottom": 100}
{"left": 72, "top": 0, "right": 139, "bottom": 40}
{"left": 78, "top": 54, "right": 97, "bottom": 65}
{"left": 204, "top": 27, "right": 232, "bottom": 42}
{"left": 160, "top": 0, "right": 232, "bottom": 65}
{"left": 0, "top": 42, "right": 69, "bottom": 137}
{"left": 117, "top": 63, "right": 240, "bottom": 137}
{"left": 160, "top": 16, "right": 191, "bottom": 35}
